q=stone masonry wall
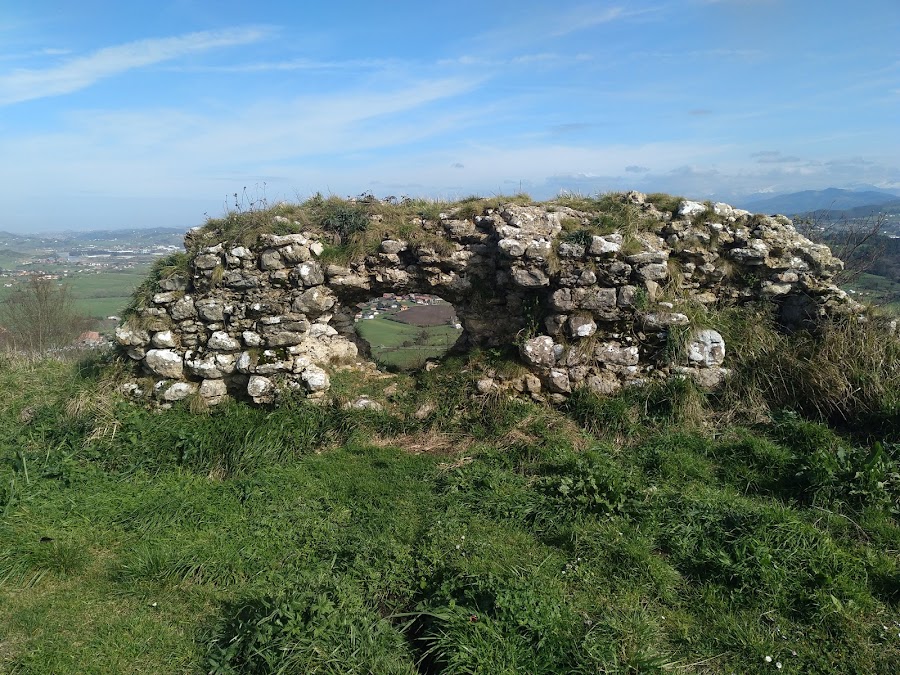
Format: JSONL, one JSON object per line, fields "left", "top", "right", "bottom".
{"left": 115, "top": 191, "right": 854, "bottom": 405}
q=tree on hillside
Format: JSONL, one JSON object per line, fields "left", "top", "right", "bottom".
{"left": 0, "top": 276, "right": 92, "bottom": 354}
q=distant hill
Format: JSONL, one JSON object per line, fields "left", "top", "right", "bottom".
{"left": 740, "top": 188, "right": 898, "bottom": 216}
{"left": 804, "top": 199, "right": 900, "bottom": 221}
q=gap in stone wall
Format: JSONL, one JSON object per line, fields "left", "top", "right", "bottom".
{"left": 353, "top": 292, "right": 464, "bottom": 371}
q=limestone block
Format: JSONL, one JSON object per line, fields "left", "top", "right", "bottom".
{"left": 144, "top": 349, "right": 184, "bottom": 379}
{"left": 185, "top": 353, "right": 224, "bottom": 379}
{"left": 199, "top": 378, "right": 228, "bottom": 404}
{"left": 760, "top": 281, "right": 793, "bottom": 297}
{"left": 595, "top": 261, "right": 632, "bottom": 285}
{"left": 126, "top": 346, "right": 146, "bottom": 361}
{"left": 625, "top": 249, "right": 668, "bottom": 266}
{"left": 255, "top": 350, "right": 294, "bottom": 375}
{"left": 301, "top": 365, "right": 330, "bottom": 392}
{"left": 498, "top": 238, "right": 527, "bottom": 257}
{"left": 590, "top": 234, "right": 622, "bottom": 256}
{"left": 260, "top": 233, "right": 309, "bottom": 247}
{"left": 207, "top": 331, "right": 241, "bottom": 351}
{"left": 196, "top": 299, "right": 225, "bottom": 322}
{"left": 115, "top": 324, "right": 150, "bottom": 347}
{"left": 578, "top": 288, "right": 617, "bottom": 312}
{"left": 546, "top": 368, "right": 571, "bottom": 393}
{"left": 712, "top": 202, "right": 734, "bottom": 218}
{"left": 685, "top": 329, "right": 725, "bottom": 368}
{"left": 476, "top": 378, "right": 497, "bottom": 394}
{"left": 160, "top": 381, "right": 196, "bottom": 402}
{"left": 595, "top": 343, "right": 639, "bottom": 366}
{"left": 677, "top": 200, "right": 707, "bottom": 217}
{"left": 544, "top": 314, "right": 567, "bottom": 336}
{"left": 215, "top": 353, "right": 237, "bottom": 374}
{"left": 236, "top": 351, "right": 254, "bottom": 374}
{"left": 557, "top": 242, "right": 585, "bottom": 259}
{"left": 267, "top": 331, "right": 306, "bottom": 347}
{"left": 309, "top": 324, "right": 338, "bottom": 338}
{"left": 617, "top": 285, "right": 639, "bottom": 308}
{"left": 511, "top": 267, "right": 550, "bottom": 287}
{"left": 586, "top": 372, "right": 622, "bottom": 396}
{"left": 525, "top": 239, "right": 552, "bottom": 260}
{"left": 223, "top": 271, "right": 259, "bottom": 290}
{"left": 635, "top": 263, "right": 669, "bottom": 282}
{"left": 380, "top": 239, "right": 407, "bottom": 254}
{"left": 294, "top": 261, "right": 325, "bottom": 287}
{"left": 567, "top": 315, "right": 597, "bottom": 338}
{"left": 292, "top": 287, "right": 336, "bottom": 317}
{"left": 152, "top": 291, "right": 181, "bottom": 305}
{"left": 242, "top": 330, "right": 264, "bottom": 347}
{"left": 170, "top": 295, "right": 197, "bottom": 321}
{"left": 675, "top": 366, "right": 730, "bottom": 390}
{"left": 194, "top": 253, "right": 220, "bottom": 270}
{"left": 281, "top": 245, "right": 311, "bottom": 265}
{"left": 247, "top": 375, "right": 275, "bottom": 402}
{"left": 343, "top": 397, "right": 384, "bottom": 411}
{"left": 151, "top": 330, "right": 176, "bottom": 349}
{"left": 520, "top": 335, "right": 557, "bottom": 368}
{"left": 577, "top": 270, "right": 597, "bottom": 286}
{"left": 639, "top": 311, "right": 689, "bottom": 331}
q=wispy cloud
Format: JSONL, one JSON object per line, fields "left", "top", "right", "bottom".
{"left": 752, "top": 150, "right": 801, "bottom": 164}
{"left": 0, "top": 27, "right": 267, "bottom": 105}
{"left": 169, "top": 56, "right": 397, "bottom": 74}
{"left": 549, "top": 4, "right": 661, "bottom": 37}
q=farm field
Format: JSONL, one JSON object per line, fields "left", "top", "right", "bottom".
{"left": 848, "top": 273, "right": 900, "bottom": 314}
{"left": 0, "top": 265, "right": 151, "bottom": 325}
{"left": 65, "top": 268, "right": 151, "bottom": 319}
{"left": 355, "top": 304, "right": 462, "bottom": 370}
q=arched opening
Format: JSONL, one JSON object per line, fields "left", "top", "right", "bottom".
{"left": 353, "top": 293, "right": 464, "bottom": 371}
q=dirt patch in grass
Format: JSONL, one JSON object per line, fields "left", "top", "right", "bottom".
{"left": 369, "top": 431, "right": 471, "bottom": 455}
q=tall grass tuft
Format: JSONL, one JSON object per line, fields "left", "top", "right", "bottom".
{"left": 716, "top": 304, "right": 900, "bottom": 431}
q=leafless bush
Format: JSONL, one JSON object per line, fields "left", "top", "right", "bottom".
{"left": 0, "top": 276, "right": 93, "bottom": 355}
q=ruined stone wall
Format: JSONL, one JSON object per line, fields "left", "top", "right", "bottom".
{"left": 115, "top": 191, "right": 853, "bottom": 405}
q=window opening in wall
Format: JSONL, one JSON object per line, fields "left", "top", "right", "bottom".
{"left": 353, "top": 293, "right": 464, "bottom": 371}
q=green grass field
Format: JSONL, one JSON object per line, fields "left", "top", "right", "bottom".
{"left": 849, "top": 273, "right": 900, "bottom": 314}
{"left": 66, "top": 270, "right": 150, "bottom": 318}
{"left": 0, "top": 267, "right": 150, "bottom": 322}
{"left": 355, "top": 312, "right": 462, "bottom": 370}
{"left": 0, "top": 354, "right": 898, "bottom": 673}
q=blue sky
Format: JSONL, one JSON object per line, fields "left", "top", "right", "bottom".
{"left": 1, "top": 0, "right": 898, "bottom": 232}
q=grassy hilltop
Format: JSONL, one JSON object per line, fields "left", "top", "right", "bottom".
{"left": 1, "top": 193, "right": 899, "bottom": 674}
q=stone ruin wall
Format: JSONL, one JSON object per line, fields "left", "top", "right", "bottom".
{"left": 115, "top": 191, "right": 853, "bottom": 406}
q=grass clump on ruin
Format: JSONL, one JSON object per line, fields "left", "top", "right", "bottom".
{"left": 192, "top": 190, "right": 672, "bottom": 269}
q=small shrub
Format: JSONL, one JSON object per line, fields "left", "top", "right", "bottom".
{"left": 718, "top": 305, "right": 900, "bottom": 429}
{"left": 321, "top": 202, "right": 371, "bottom": 241}
{"left": 560, "top": 228, "right": 593, "bottom": 247}
{"left": 537, "top": 450, "right": 637, "bottom": 521}
{"left": 208, "top": 576, "right": 414, "bottom": 674}
{"left": 645, "top": 193, "right": 683, "bottom": 214}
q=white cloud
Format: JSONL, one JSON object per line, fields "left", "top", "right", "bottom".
{"left": 0, "top": 27, "right": 267, "bottom": 105}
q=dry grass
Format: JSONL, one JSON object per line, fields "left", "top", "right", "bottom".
{"left": 368, "top": 431, "right": 470, "bottom": 456}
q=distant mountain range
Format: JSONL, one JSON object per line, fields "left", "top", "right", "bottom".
{"left": 739, "top": 188, "right": 900, "bottom": 216}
